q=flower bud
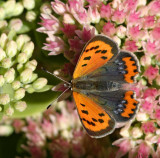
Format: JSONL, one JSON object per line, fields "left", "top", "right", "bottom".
{"left": 2, "top": 58, "right": 12, "bottom": 68}
{"left": 9, "top": 19, "right": 23, "bottom": 32}
{"left": 6, "top": 40, "right": 17, "bottom": 58}
{"left": 20, "top": 68, "right": 33, "bottom": 84}
{"left": 40, "top": 3, "right": 52, "bottom": 14}
{"left": 0, "top": 75, "right": 5, "bottom": 87}
{"left": 16, "top": 34, "right": 30, "bottom": 51}
{"left": 17, "top": 63, "right": 24, "bottom": 72}
{"left": 0, "top": 94, "right": 10, "bottom": 105}
{"left": 0, "top": 48, "right": 6, "bottom": 61}
{"left": 116, "top": 26, "right": 127, "bottom": 39}
{"left": 30, "top": 73, "right": 38, "bottom": 82}
{"left": 113, "top": 36, "right": 121, "bottom": 46}
{"left": 0, "top": 8, "right": 5, "bottom": 20}
{"left": 25, "top": 60, "right": 37, "bottom": 71}
{"left": 0, "top": 20, "right": 8, "bottom": 29}
{"left": 23, "top": 0, "right": 35, "bottom": 10}
{"left": 12, "top": 81, "right": 21, "bottom": 90}
{"left": 14, "top": 88, "right": 25, "bottom": 100}
{"left": 51, "top": 0, "right": 66, "bottom": 15}
{"left": 0, "top": 125, "right": 13, "bottom": 136}
{"left": 12, "top": 2, "right": 24, "bottom": 16}
{"left": 0, "top": 33, "right": 8, "bottom": 49}
{"left": 32, "top": 78, "right": 48, "bottom": 90}
{"left": 120, "top": 127, "right": 130, "bottom": 137}
{"left": 25, "top": 85, "right": 35, "bottom": 93}
{"left": 14, "top": 101, "right": 27, "bottom": 112}
{"left": 3, "top": 0, "right": 16, "bottom": 15}
{"left": 26, "top": 11, "right": 36, "bottom": 22}
{"left": 63, "top": 13, "right": 75, "bottom": 24}
{"left": 140, "top": 55, "right": 151, "bottom": 67}
{"left": 6, "top": 107, "right": 14, "bottom": 116}
{"left": 4, "top": 68, "right": 15, "bottom": 83}
{"left": 17, "top": 52, "right": 28, "bottom": 64}
{"left": 136, "top": 112, "right": 149, "bottom": 121}
{"left": 131, "top": 127, "right": 143, "bottom": 139}
{"left": 22, "top": 41, "right": 34, "bottom": 58}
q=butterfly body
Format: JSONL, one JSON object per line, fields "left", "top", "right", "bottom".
{"left": 68, "top": 35, "right": 139, "bottom": 138}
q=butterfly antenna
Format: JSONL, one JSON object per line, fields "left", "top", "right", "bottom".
{"left": 41, "top": 67, "right": 70, "bottom": 85}
{"left": 47, "top": 86, "right": 71, "bottom": 109}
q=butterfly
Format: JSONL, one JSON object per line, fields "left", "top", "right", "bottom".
{"left": 47, "top": 35, "right": 140, "bottom": 138}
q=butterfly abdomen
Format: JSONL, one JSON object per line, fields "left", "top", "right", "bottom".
{"left": 72, "top": 80, "right": 120, "bottom": 92}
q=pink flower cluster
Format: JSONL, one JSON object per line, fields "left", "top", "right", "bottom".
{"left": 13, "top": 101, "right": 116, "bottom": 158}
{"left": 37, "top": 0, "right": 160, "bottom": 158}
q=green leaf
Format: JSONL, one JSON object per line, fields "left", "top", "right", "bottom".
{"left": 12, "top": 90, "right": 60, "bottom": 118}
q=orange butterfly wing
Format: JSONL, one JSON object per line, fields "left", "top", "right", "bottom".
{"left": 73, "top": 35, "right": 119, "bottom": 79}
{"left": 73, "top": 92, "right": 115, "bottom": 138}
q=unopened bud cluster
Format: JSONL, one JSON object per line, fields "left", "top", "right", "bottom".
{"left": 0, "top": 33, "right": 48, "bottom": 116}
{"left": 0, "top": 0, "right": 37, "bottom": 30}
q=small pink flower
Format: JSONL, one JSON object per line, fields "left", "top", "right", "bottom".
{"left": 75, "top": 27, "right": 95, "bottom": 42}
{"left": 67, "top": 0, "right": 84, "bottom": 13}
{"left": 103, "top": 22, "right": 116, "bottom": 37}
{"left": 112, "top": 9, "right": 126, "bottom": 24}
{"left": 51, "top": 0, "right": 66, "bottom": 15}
{"left": 41, "top": 119, "right": 53, "bottom": 138}
{"left": 142, "top": 122, "right": 156, "bottom": 134}
{"left": 142, "top": 99, "right": 153, "bottom": 113}
{"left": 144, "top": 65, "right": 159, "bottom": 84}
{"left": 155, "top": 108, "right": 160, "bottom": 120}
{"left": 43, "top": 36, "right": 65, "bottom": 55}
{"left": 61, "top": 24, "right": 77, "bottom": 38}
{"left": 88, "top": 7, "right": 100, "bottom": 23}
{"left": 12, "top": 119, "right": 25, "bottom": 133}
{"left": 138, "top": 142, "right": 151, "bottom": 158}
{"left": 124, "top": 40, "right": 138, "bottom": 52}
{"left": 86, "top": 0, "right": 102, "bottom": 7}
{"left": 113, "top": 138, "right": 132, "bottom": 158}
{"left": 69, "top": 36, "right": 84, "bottom": 53}
{"left": 74, "top": 10, "right": 89, "bottom": 24}
{"left": 29, "top": 146, "right": 46, "bottom": 158}
{"left": 143, "top": 88, "right": 158, "bottom": 99}
{"left": 145, "top": 40, "right": 156, "bottom": 55}
{"left": 152, "top": 27, "right": 160, "bottom": 41}
{"left": 100, "top": 4, "right": 112, "bottom": 19}
{"left": 149, "top": 0, "right": 160, "bottom": 16}
{"left": 124, "top": 0, "right": 138, "bottom": 12}
{"left": 127, "top": 12, "right": 140, "bottom": 25}
{"left": 140, "top": 55, "right": 151, "bottom": 67}
{"left": 143, "top": 16, "right": 155, "bottom": 28}
{"left": 128, "top": 25, "right": 144, "bottom": 40}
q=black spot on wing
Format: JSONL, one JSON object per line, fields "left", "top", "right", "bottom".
{"left": 101, "top": 50, "right": 107, "bottom": 54}
{"left": 98, "top": 119, "right": 104, "bottom": 123}
{"left": 92, "top": 118, "right": 97, "bottom": 122}
{"left": 80, "top": 103, "right": 85, "bottom": 107}
{"left": 84, "top": 56, "right": 91, "bottom": 60}
{"left": 82, "top": 64, "right": 87, "bottom": 67}
{"left": 81, "top": 110, "right": 88, "bottom": 115}
{"left": 101, "top": 56, "right": 107, "bottom": 60}
{"left": 94, "top": 45, "right": 99, "bottom": 49}
{"left": 99, "top": 113, "right": 105, "bottom": 117}
{"left": 95, "top": 50, "right": 101, "bottom": 54}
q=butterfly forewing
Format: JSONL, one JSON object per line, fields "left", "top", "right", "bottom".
{"left": 73, "top": 35, "right": 119, "bottom": 79}
{"left": 73, "top": 92, "right": 115, "bottom": 138}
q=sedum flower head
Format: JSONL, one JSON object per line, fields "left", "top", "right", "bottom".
{"left": 38, "top": 0, "right": 160, "bottom": 157}
{"left": 0, "top": 32, "right": 49, "bottom": 117}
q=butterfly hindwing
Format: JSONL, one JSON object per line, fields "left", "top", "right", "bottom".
{"left": 73, "top": 35, "right": 119, "bottom": 79}
{"left": 73, "top": 91, "right": 115, "bottom": 138}
{"left": 86, "top": 90, "right": 138, "bottom": 123}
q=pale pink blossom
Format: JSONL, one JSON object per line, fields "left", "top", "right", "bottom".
{"left": 124, "top": 0, "right": 138, "bottom": 12}
{"left": 86, "top": 0, "right": 102, "bottom": 7}
{"left": 123, "top": 40, "right": 138, "bottom": 52}
{"left": 143, "top": 88, "right": 158, "bottom": 99}
{"left": 143, "top": 16, "right": 155, "bottom": 28}
{"left": 144, "top": 66, "right": 159, "bottom": 84}
{"left": 140, "top": 55, "right": 151, "bottom": 67}
{"left": 61, "top": 23, "right": 77, "bottom": 38}
{"left": 100, "top": 4, "right": 112, "bottom": 19}
{"left": 152, "top": 27, "right": 160, "bottom": 41}
{"left": 112, "top": 9, "right": 126, "bottom": 24}
{"left": 88, "top": 7, "right": 100, "bottom": 23}
{"left": 51, "top": 0, "right": 66, "bottom": 15}
{"left": 127, "top": 12, "right": 140, "bottom": 26}
{"left": 145, "top": 40, "right": 157, "bottom": 56}
{"left": 138, "top": 142, "right": 151, "bottom": 158}
{"left": 142, "top": 98, "right": 154, "bottom": 113}
{"left": 103, "top": 22, "right": 116, "bottom": 37}
{"left": 142, "top": 122, "right": 156, "bottom": 134}
{"left": 149, "top": 0, "right": 160, "bottom": 16}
